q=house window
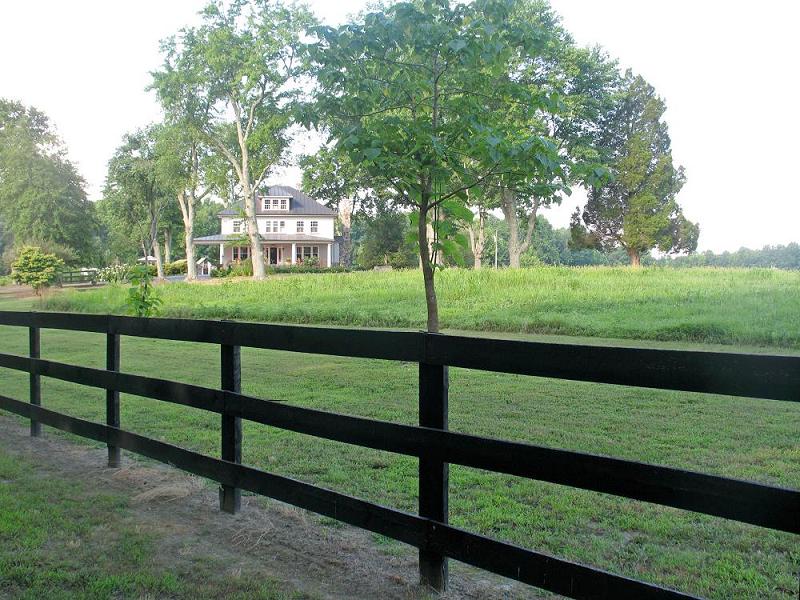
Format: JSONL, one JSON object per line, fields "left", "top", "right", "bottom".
{"left": 296, "top": 220, "right": 305, "bottom": 233}
{"left": 232, "top": 220, "right": 242, "bottom": 233}
{"left": 232, "top": 246, "right": 250, "bottom": 261}
{"left": 262, "top": 197, "right": 289, "bottom": 211}
{"left": 273, "top": 220, "right": 279, "bottom": 232}
{"left": 279, "top": 220, "right": 286, "bottom": 232}
{"left": 295, "top": 245, "right": 319, "bottom": 263}
{"left": 310, "top": 220, "right": 319, "bottom": 233}
{"left": 265, "top": 221, "right": 272, "bottom": 233}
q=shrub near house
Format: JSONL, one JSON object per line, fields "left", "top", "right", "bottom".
{"left": 11, "top": 246, "right": 63, "bottom": 295}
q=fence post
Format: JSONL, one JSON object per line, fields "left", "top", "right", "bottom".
{"left": 220, "top": 341, "right": 242, "bottom": 514}
{"left": 106, "top": 332, "right": 121, "bottom": 467}
{"left": 418, "top": 355, "right": 449, "bottom": 592}
{"left": 29, "top": 322, "right": 41, "bottom": 437}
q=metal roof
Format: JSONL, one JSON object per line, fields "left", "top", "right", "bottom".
{"left": 217, "top": 185, "right": 336, "bottom": 217}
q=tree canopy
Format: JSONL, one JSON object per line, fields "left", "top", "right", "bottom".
{"left": 570, "top": 72, "right": 699, "bottom": 266}
{"left": 0, "top": 99, "right": 98, "bottom": 266}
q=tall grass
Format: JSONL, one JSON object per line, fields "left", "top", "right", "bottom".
{"left": 40, "top": 266, "right": 800, "bottom": 348}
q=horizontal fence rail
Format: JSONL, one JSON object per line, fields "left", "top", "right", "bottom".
{"left": 0, "top": 311, "right": 797, "bottom": 600}
{"left": 0, "top": 311, "right": 798, "bottom": 401}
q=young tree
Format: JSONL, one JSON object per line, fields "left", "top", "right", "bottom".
{"left": 307, "top": 0, "right": 568, "bottom": 331}
{"left": 571, "top": 72, "right": 699, "bottom": 266}
{"left": 151, "top": 0, "right": 316, "bottom": 280}
{"left": 104, "top": 127, "right": 171, "bottom": 278}
{"left": 11, "top": 246, "right": 63, "bottom": 295}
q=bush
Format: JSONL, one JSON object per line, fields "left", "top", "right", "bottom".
{"left": 0, "top": 275, "right": 11, "bottom": 286}
{"left": 165, "top": 259, "right": 188, "bottom": 276}
{"left": 11, "top": 246, "right": 64, "bottom": 295}
{"left": 228, "top": 258, "right": 253, "bottom": 277}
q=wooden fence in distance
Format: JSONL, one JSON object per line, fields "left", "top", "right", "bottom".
{"left": 0, "top": 311, "right": 797, "bottom": 599}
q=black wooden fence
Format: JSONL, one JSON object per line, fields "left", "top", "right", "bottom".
{"left": 57, "top": 269, "right": 99, "bottom": 286}
{"left": 0, "top": 311, "right": 797, "bottom": 599}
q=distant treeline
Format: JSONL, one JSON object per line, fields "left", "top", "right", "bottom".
{"left": 655, "top": 244, "right": 800, "bottom": 270}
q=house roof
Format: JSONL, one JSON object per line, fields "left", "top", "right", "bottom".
{"left": 194, "top": 233, "right": 334, "bottom": 244}
{"left": 217, "top": 185, "right": 336, "bottom": 217}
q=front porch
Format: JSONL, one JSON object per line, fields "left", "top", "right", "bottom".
{"left": 217, "top": 242, "right": 333, "bottom": 267}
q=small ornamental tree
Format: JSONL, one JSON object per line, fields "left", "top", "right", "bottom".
{"left": 11, "top": 246, "right": 63, "bottom": 294}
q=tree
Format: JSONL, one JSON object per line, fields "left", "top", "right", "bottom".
{"left": 104, "top": 127, "right": 171, "bottom": 278}
{"left": 11, "top": 246, "right": 63, "bottom": 295}
{"left": 300, "top": 146, "right": 388, "bottom": 267}
{"left": 0, "top": 99, "right": 98, "bottom": 264}
{"left": 151, "top": 0, "right": 316, "bottom": 280}
{"left": 154, "top": 125, "right": 214, "bottom": 280}
{"left": 307, "top": 0, "right": 568, "bottom": 331}
{"left": 571, "top": 72, "right": 699, "bottom": 266}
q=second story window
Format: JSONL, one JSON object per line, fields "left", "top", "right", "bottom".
{"left": 232, "top": 220, "right": 242, "bottom": 233}
{"left": 279, "top": 220, "right": 286, "bottom": 232}
{"left": 297, "top": 220, "right": 305, "bottom": 233}
{"left": 265, "top": 221, "right": 272, "bottom": 233}
{"left": 310, "top": 221, "right": 319, "bottom": 233}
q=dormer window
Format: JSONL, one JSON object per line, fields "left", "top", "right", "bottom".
{"left": 262, "top": 196, "right": 290, "bottom": 211}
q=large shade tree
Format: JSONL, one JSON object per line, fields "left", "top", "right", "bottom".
{"left": 0, "top": 99, "right": 98, "bottom": 264}
{"left": 104, "top": 127, "right": 171, "bottom": 278}
{"left": 151, "top": 0, "right": 315, "bottom": 279}
{"left": 571, "top": 72, "right": 699, "bottom": 266}
{"left": 306, "top": 0, "right": 569, "bottom": 332}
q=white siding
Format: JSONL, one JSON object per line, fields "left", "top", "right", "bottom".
{"left": 220, "top": 216, "right": 335, "bottom": 239}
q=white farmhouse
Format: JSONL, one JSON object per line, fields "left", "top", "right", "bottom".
{"left": 194, "top": 185, "right": 339, "bottom": 267}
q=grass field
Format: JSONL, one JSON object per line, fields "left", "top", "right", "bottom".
{"left": 40, "top": 266, "right": 800, "bottom": 348}
{"left": 1, "top": 284, "right": 799, "bottom": 598}
{"left": 4, "top": 267, "right": 800, "bottom": 597}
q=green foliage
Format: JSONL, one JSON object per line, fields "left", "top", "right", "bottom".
{"left": 10, "top": 246, "right": 63, "bottom": 294}
{"left": 0, "top": 99, "right": 99, "bottom": 264}
{"left": 165, "top": 259, "right": 188, "bottom": 276}
{"left": 0, "top": 275, "right": 13, "bottom": 286}
{"left": 357, "top": 209, "right": 417, "bottom": 269}
{"left": 572, "top": 72, "right": 699, "bottom": 265}
{"left": 126, "top": 265, "right": 162, "bottom": 317}
{"left": 660, "top": 243, "right": 800, "bottom": 269}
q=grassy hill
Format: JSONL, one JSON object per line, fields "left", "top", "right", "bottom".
{"left": 41, "top": 266, "right": 800, "bottom": 348}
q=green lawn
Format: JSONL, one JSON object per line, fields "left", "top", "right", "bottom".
{"left": 40, "top": 266, "right": 800, "bottom": 348}
{"left": 0, "top": 289, "right": 797, "bottom": 597}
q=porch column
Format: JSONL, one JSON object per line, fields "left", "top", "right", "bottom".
{"left": 291, "top": 242, "right": 296, "bottom": 265}
{"left": 327, "top": 243, "right": 332, "bottom": 267}
{"left": 219, "top": 244, "right": 224, "bottom": 266}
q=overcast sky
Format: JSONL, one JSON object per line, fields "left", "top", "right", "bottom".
{"left": 2, "top": 0, "right": 798, "bottom": 252}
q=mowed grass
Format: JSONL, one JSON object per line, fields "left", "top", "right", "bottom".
{"left": 0, "top": 313, "right": 797, "bottom": 598}
{"left": 41, "top": 266, "right": 800, "bottom": 348}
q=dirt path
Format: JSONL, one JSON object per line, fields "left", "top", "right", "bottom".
{"left": 0, "top": 415, "right": 538, "bottom": 599}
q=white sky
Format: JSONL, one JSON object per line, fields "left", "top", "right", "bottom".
{"left": 1, "top": 0, "right": 798, "bottom": 252}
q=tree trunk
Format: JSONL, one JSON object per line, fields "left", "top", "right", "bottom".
{"left": 242, "top": 180, "right": 266, "bottom": 280}
{"left": 418, "top": 201, "right": 439, "bottom": 333}
{"left": 152, "top": 237, "right": 165, "bottom": 279}
{"left": 339, "top": 199, "right": 353, "bottom": 267}
{"left": 469, "top": 208, "right": 486, "bottom": 269}
{"left": 178, "top": 191, "right": 197, "bottom": 281}
{"left": 500, "top": 187, "right": 538, "bottom": 269}
{"left": 164, "top": 229, "right": 172, "bottom": 265}
{"left": 627, "top": 248, "right": 641, "bottom": 267}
